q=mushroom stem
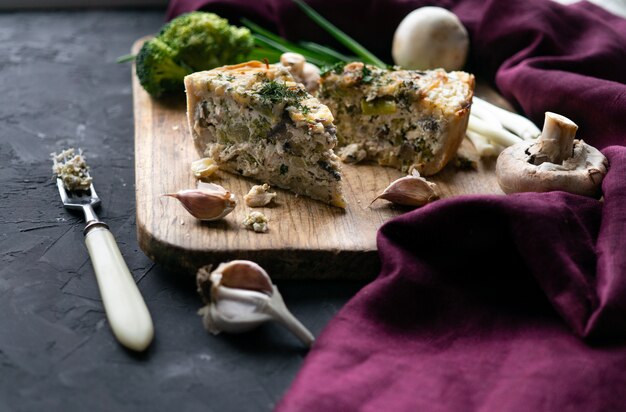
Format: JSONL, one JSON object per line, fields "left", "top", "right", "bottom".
{"left": 535, "top": 112, "right": 578, "bottom": 164}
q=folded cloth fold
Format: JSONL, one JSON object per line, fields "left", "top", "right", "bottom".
{"left": 166, "top": 0, "right": 626, "bottom": 410}
{"left": 277, "top": 146, "right": 626, "bottom": 411}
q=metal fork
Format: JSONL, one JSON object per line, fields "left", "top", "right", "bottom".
{"left": 57, "top": 178, "right": 154, "bottom": 351}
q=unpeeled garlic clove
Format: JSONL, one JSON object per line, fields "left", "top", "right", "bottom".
{"left": 163, "top": 182, "right": 236, "bottom": 221}
{"left": 372, "top": 172, "right": 439, "bottom": 207}
{"left": 196, "top": 260, "right": 315, "bottom": 347}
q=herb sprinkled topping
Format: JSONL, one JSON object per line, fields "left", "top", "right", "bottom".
{"left": 257, "top": 80, "right": 306, "bottom": 104}
{"left": 361, "top": 65, "right": 374, "bottom": 84}
{"left": 256, "top": 80, "right": 311, "bottom": 114}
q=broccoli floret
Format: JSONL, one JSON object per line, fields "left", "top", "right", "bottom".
{"left": 136, "top": 12, "right": 254, "bottom": 98}
{"left": 136, "top": 38, "right": 193, "bottom": 98}
{"left": 159, "top": 12, "right": 254, "bottom": 71}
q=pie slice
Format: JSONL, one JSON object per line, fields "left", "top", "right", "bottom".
{"left": 185, "top": 61, "right": 346, "bottom": 207}
{"left": 318, "top": 62, "right": 474, "bottom": 175}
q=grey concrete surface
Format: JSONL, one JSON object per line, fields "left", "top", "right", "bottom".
{"left": 0, "top": 10, "right": 365, "bottom": 411}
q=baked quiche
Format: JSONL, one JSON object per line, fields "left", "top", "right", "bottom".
{"left": 318, "top": 62, "right": 474, "bottom": 175}
{"left": 185, "top": 61, "right": 346, "bottom": 207}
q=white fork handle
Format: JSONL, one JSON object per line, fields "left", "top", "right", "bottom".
{"left": 85, "top": 226, "right": 154, "bottom": 351}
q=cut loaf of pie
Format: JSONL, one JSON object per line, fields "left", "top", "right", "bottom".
{"left": 185, "top": 61, "right": 346, "bottom": 207}
{"left": 318, "top": 62, "right": 474, "bottom": 175}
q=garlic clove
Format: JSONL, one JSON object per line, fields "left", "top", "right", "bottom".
{"left": 372, "top": 173, "right": 439, "bottom": 207}
{"left": 265, "top": 287, "right": 315, "bottom": 347}
{"left": 212, "top": 260, "right": 274, "bottom": 295}
{"left": 244, "top": 183, "right": 277, "bottom": 207}
{"left": 197, "top": 181, "right": 228, "bottom": 194}
{"left": 191, "top": 157, "right": 219, "bottom": 179}
{"left": 163, "top": 184, "right": 236, "bottom": 221}
{"left": 196, "top": 261, "right": 315, "bottom": 347}
{"left": 200, "top": 286, "right": 274, "bottom": 334}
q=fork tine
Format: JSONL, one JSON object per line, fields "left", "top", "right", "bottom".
{"left": 89, "top": 183, "right": 100, "bottom": 200}
{"left": 56, "top": 178, "right": 69, "bottom": 204}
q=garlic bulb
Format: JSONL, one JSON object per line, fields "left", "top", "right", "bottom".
{"left": 197, "top": 261, "right": 315, "bottom": 347}
{"left": 163, "top": 182, "right": 236, "bottom": 221}
{"left": 372, "top": 171, "right": 439, "bottom": 207}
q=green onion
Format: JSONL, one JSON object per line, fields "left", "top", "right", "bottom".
{"left": 243, "top": 19, "right": 342, "bottom": 65}
{"left": 241, "top": 19, "right": 295, "bottom": 48}
{"left": 300, "top": 41, "right": 353, "bottom": 62}
{"left": 252, "top": 34, "right": 329, "bottom": 66}
{"left": 247, "top": 47, "right": 284, "bottom": 63}
{"left": 292, "top": 0, "right": 386, "bottom": 68}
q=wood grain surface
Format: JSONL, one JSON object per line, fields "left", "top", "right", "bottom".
{"left": 132, "top": 39, "right": 505, "bottom": 279}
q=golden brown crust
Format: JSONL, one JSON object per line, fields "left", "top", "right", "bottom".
{"left": 422, "top": 75, "right": 474, "bottom": 175}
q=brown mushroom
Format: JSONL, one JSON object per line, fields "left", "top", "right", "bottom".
{"left": 496, "top": 112, "right": 608, "bottom": 197}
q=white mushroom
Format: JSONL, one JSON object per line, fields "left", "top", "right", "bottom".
{"left": 280, "top": 52, "right": 321, "bottom": 93}
{"left": 392, "top": 7, "right": 469, "bottom": 71}
{"left": 280, "top": 52, "right": 305, "bottom": 75}
{"left": 300, "top": 62, "right": 321, "bottom": 93}
{"left": 496, "top": 112, "right": 608, "bottom": 197}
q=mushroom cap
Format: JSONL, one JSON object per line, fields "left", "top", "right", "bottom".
{"left": 280, "top": 52, "right": 305, "bottom": 74}
{"left": 301, "top": 62, "right": 321, "bottom": 93}
{"left": 496, "top": 139, "right": 608, "bottom": 198}
{"left": 392, "top": 7, "right": 469, "bottom": 71}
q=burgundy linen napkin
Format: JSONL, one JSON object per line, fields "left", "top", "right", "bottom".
{"left": 166, "top": 0, "right": 626, "bottom": 410}
{"left": 278, "top": 146, "right": 626, "bottom": 411}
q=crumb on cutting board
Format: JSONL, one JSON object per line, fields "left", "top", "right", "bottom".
{"left": 243, "top": 211, "right": 269, "bottom": 233}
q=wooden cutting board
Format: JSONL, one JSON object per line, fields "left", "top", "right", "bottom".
{"left": 132, "top": 39, "right": 505, "bottom": 279}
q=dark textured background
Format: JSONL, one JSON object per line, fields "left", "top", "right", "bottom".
{"left": 0, "top": 10, "right": 365, "bottom": 411}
